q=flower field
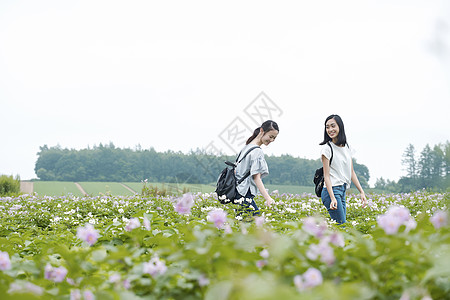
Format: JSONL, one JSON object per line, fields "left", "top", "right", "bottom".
{"left": 0, "top": 190, "right": 449, "bottom": 300}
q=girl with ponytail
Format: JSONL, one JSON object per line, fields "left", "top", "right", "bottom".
{"left": 235, "top": 120, "right": 279, "bottom": 216}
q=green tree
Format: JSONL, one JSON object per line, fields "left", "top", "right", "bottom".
{"left": 402, "top": 144, "right": 417, "bottom": 180}
{"left": 374, "top": 177, "right": 386, "bottom": 189}
{"left": 443, "top": 142, "right": 450, "bottom": 177}
{"left": 418, "top": 144, "right": 433, "bottom": 188}
{"left": 353, "top": 159, "right": 370, "bottom": 188}
{"left": 0, "top": 175, "right": 21, "bottom": 196}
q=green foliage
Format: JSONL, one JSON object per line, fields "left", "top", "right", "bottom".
{"left": 0, "top": 175, "right": 20, "bottom": 196}
{"left": 34, "top": 144, "right": 371, "bottom": 186}
{"left": 0, "top": 191, "right": 448, "bottom": 299}
{"left": 380, "top": 141, "right": 450, "bottom": 192}
{"left": 141, "top": 181, "right": 168, "bottom": 197}
{"left": 140, "top": 181, "right": 190, "bottom": 197}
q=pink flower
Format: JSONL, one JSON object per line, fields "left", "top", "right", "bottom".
{"left": 45, "top": 264, "right": 68, "bottom": 282}
{"left": 83, "top": 290, "right": 95, "bottom": 300}
{"left": 174, "top": 193, "right": 194, "bottom": 215}
{"left": 123, "top": 279, "right": 131, "bottom": 289}
{"left": 302, "top": 217, "right": 327, "bottom": 238}
{"left": 387, "top": 206, "right": 411, "bottom": 223}
{"left": 303, "top": 267, "right": 323, "bottom": 288}
{"left": 109, "top": 274, "right": 121, "bottom": 283}
{"left": 430, "top": 210, "right": 447, "bottom": 229}
{"left": 293, "top": 275, "right": 304, "bottom": 291}
{"left": 0, "top": 251, "right": 11, "bottom": 271}
{"left": 254, "top": 216, "right": 265, "bottom": 227}
{"left": 70, "top": 289, "right": 81, "bottom": 300}
{"left": 404, "top": 218, "right": 417, "bottom": 233}
{"left": 125, "top": 218, "right": 140, "bottom": 231}
{"left": 198, "top": 274, "right": 210, "bottom": 287}
{"left": 377, "top": 214, "right": 402, "bottom": 235}
{"left": 377, "top": 206, "right": 415, "bottom": 235}
{"left": 259, "top": 249, "right": 269, "bottom": 259}
{"left": 8, "top": 281, "right": 44, "bottom": 296}
{"left": 256, "top": 260, "right": 267, "bottom": 268}
{"left": 143, "top": 256, "right": 167, "bottom": 277}
{"left": 306, "top": 240, "right": 335, "bottom": 265}
{"left": 329, "top": 232, "right": 345, "bottom": 247}
{"left": 224, "top": 224, "right": 232, "bottom": 234}
{"left": 207, "top": 209, "right": 227, "bottom": 229}
{"left": 306, "top": 244, "right": 319, "bottom": 261}
{"left": 294, "top": 268, "right": 323, "bottom": 291}
{"left": 76, "top": 224, "right": 99, "bottom": 246}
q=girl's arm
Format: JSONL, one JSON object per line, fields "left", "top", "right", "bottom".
{"left": 322, "top": 155, "right": 337, "bottom": 210}
{"left": 351, "top": 161, "right": 367, "bottom": 207}
{"left": 253, "top": 173, "right": 274, "bottom": 207}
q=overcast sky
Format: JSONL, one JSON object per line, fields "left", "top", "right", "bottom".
{"left": 1, "top": 0, "right": 449, "bottom": 187}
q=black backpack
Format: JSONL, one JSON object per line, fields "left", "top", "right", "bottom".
{"left": 215, "top": 146, "right": 260, "bottom": 204}
{"left": 313, "top": 142, "right": 333, "bottom": 197}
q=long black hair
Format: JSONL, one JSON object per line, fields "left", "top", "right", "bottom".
{"left": 246, "top": 120, "right": 279, "bottom": 145}
{"left": 319, "top": 114, "right": 347, "bottom": 146}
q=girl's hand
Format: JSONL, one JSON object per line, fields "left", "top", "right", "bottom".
{"left": 265, "top": 197, "right": 275, "bottom": 208}
{"left": 360, "top": 192, "right": 367, "bottom": 208}
{"left": 330, "top": 198, "right": 338, "bottom": 210}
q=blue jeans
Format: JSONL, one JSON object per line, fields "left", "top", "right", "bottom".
{"left": 321, "top": 185, "right": 346, "bottom": 224}
{"left": 236, "top": 189, "right": 260, "bottom": 216}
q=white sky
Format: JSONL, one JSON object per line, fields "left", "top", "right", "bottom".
{"left": 1, "top": 0, "right": 449, "bottom": 186}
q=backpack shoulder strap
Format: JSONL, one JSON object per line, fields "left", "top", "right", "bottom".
{"left": 235, "top": 146, "right": 261, "bottom": 184}
{"left": 327, "top": 142, "right": 334, "bottom": 166}
{"left": 235, "top": 146, "right": 260, "bottom": 164}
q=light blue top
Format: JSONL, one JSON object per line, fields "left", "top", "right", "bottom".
{"left": 235, "top": 144, "right": 269, "bottom": 197}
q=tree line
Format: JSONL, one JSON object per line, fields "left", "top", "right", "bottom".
{"left": 34, "top": 143, "right": 370, "bottom": 187}
{"left": 375, "top": 141, "right": 450, "bottom": 192}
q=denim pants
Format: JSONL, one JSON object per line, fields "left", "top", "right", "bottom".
{"left": 236, "top": 189, "right": 260, "bottom": 216}
{"left": 321, "top": 185, "right": 346, "bottom": 224}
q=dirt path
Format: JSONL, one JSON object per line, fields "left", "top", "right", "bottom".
{"left": 74, "top": 182, "right": 88, "bottom": 196}
{"left": 20, "top": 181, "right": 34, "bottom": 194}
{"left": 121, "top": 183, "right": 137, "bottom": 194}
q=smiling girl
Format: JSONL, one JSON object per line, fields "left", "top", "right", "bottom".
{"left": 235, "top": 120, "right": 279, "bottom": 216}
{"left": 320, "top": 114, "right": 367, "bottom": 224}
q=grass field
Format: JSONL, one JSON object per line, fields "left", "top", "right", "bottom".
{"left": 30, "top": 181, "right": 321, "bottom": 196}
{"left": 29, "top": 181, "right": 386, "bottom": 196}
{"left": 33, "top": 181, "right": 84, "bottom": 197}
{"left": 78, "top": 182, "right": 136, "bottom": 196}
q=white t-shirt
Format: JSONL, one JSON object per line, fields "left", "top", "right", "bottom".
{"left": 320, "top": 142, "right": 353, "bottom": 189}
{"left": 235, "top": 144, "right": 269, "bottom": 196}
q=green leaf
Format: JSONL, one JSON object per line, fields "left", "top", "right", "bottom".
{"left": 91, "top": 248, "right": 107, "bottom": 262}
{"left": 205, "top": 281, "right": 233, "bottom": 300}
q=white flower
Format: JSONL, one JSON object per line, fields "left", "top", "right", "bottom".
{"left": 260, "top": 249, "right": 269, "bottom": 259}
{"left": 234, "top": 198, "right": 244, "bottom": 204}
{"left": 125, "top": 218, "right": 140, "bottom": 232}
{"left": 143, "top": 256, "right": 167, "bottom": 277}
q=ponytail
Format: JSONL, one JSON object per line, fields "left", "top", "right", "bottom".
{"left": 246, "top": 127, "right": 261, "bottom": 145}
{"left": 245, "top": 120, "right": 279, "bottom": 145}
